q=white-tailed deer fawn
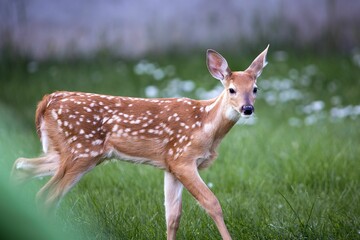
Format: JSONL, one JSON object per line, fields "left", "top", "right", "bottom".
{"left": 12, "top": 46, "right": 269, "bottom": 240}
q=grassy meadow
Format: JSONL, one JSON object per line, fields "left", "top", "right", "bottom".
{"left": 0, "top": 49, "right": 359, "bottom": 239}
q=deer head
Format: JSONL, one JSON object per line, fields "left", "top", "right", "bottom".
{"left": 207, "top": 45, "right": 269, "bottom": 118}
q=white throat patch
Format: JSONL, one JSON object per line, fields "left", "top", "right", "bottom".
{"left": 225, "top": 106, "right": 240, "bottom": 122}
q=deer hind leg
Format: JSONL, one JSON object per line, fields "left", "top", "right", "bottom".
{"left": 164, "top": 171, "right": 183, "bottom": 240}
{"left": 12, "top": 152, "right": 60, "bottom": 183}
{"left": 172, "top": 164, "right": 232, "bottom": 240}
{"left": 37, "top": 155, "right": 99, "bottom": 209}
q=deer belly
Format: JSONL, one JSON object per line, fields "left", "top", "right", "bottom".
{"left": 106, "top": 135, "right": 166, "bottom": 169}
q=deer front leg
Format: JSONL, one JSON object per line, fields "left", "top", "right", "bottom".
{"left": 164, "top": 171, "right": 183, "bottom": 240}
{"left": 172, "top": 164, "right": 232, "bottom": 240}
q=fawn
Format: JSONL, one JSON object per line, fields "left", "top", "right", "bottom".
{"left": 12, "top": 46, "right": 269, "bottom": 240}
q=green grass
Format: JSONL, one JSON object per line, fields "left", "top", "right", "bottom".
{"left": 0, "top": 50, "right": 359, "bottom": 239}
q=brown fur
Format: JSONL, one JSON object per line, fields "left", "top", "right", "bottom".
{"left": 35, "top": 94, "right": 51, "bottom": 138}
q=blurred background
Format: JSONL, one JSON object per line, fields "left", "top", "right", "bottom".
{"left": 1, "top": 0, "right": 359, "bottom": 58}
{"left": 0, "top": 0, "right": 360, "bottom": 239}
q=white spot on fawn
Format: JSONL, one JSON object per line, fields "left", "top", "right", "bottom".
{"left": 130, "top": 119, "right": 141, "bottom": 124}
{"left": 112, "top": 124, "right": 119, "bottom": 132}
{"left": 90, "top": 151, "right": 99, "bottom": 157}
{"left": 51, "top": 109, "right": 58, "bottom": 119}
{"left": 168, "top": 149, "right": 174, "bottom": 155}
{"left": 92, "top": 139, "right": 103, "bottom": 145}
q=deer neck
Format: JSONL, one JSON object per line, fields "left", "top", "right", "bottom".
{"left": 202, "top": 90, "right": 239, "bottom": 141}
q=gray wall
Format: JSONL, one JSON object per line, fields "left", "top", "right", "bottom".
{"left": 1, "top": 0, "right": 359, "bottom": 59}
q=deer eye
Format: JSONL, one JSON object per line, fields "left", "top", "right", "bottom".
{"left": 229, "top": 88, "right": 236, "bottom": 94}
{"left": 253, "top": 87, "right": 258, "bottom": 94}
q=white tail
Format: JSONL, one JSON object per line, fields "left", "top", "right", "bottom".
{"left": 12, "top": 46, "right": 269, "bottom": 240}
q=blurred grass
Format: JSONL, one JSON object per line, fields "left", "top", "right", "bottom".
{"left": 0, "top": 102, "right": 79, "bottom": 240}
{"left": 0, "top": 49, "right": 359, "bottom": 239}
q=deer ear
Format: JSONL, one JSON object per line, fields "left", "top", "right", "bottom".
{"left": 246, "top": 44, "right": 269, "bottom": 78}
{"left": 207, "top": 49, "right": 231, "bottom": 83}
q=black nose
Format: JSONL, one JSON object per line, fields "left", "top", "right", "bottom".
{"left": 241, "top": 105, "right": 254, "bottom": 115}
